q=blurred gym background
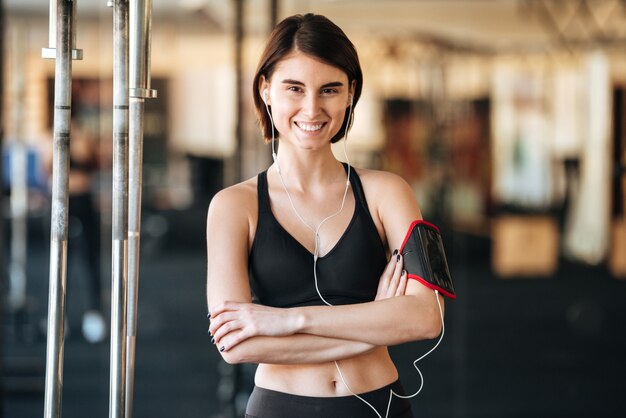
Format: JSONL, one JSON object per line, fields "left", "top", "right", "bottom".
{"left": 1, "top": 1, "right": 626, "bottom": 417}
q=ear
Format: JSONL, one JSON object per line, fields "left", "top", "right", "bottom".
{"left": 259, "top": 76, "right": 270, "bottom": 104}
{"left": 348, "top": 80, "right": 357, "bottom": 107}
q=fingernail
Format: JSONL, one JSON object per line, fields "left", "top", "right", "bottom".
{"left": 392, "top": 249, "right": 398, "bottom": 256}
{"left": 396, "top": 254, "right": 400, "bottom": 262}
{"left": 207, "top": 312, "right": 211, "bottom": 318}
{"left": 211, "top": 337, "right": 215, "bottom": 344}
{"left": 219, "top": 346, "right": 225, "bottom": 352}
{"left": 402, "top": 269, "right": 406, "bottom": 276}
{"left": 207, "top": 329, "right": 211, "bottom": 336}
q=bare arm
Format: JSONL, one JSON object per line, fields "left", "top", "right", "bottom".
{"left": 212, "top": 276, "right": 441, "bottom": 351}
{"left": 210, "top": 171, "right": 444, "bottom": 353}
{"left": 216, "top": 334, "right": 374, "bottom": 365}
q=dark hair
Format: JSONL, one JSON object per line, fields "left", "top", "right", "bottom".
{"left": 252, "top": 13, "right": 363, "bottom": 144}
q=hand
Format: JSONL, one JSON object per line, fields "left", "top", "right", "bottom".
{"left": 208, "top": 301, "right": 300, "bottom": 352}
{"left": 375, "top": 250, "right": 407, "bottom": 300}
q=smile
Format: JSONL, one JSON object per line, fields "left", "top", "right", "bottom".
{"left": 295, "top": 121, "right": 325, "bottom": 132}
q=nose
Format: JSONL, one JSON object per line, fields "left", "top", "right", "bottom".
{"left": 302, "top": 93, "right": 321, "bottom": 118}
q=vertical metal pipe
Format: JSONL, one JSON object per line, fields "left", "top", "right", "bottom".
{"left": 126, "top": 1, "right": 156, "bottom": 416}
{"left": 233, "top": 0, "right": 243, "bottom": 182}
{"left": 109, "top": 0, "right": 129, "bottom": 417}
{"left": 43, "top": 1, "right": 74, "bottom": 417}
{"left": 124, "top": 96, "right": 143, "bottom": 418}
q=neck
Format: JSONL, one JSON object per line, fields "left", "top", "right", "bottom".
{"left": 271, "top": 141, "right": 352, "bottom": 238}
{"left": 272, "top": 143, "right": 346, "bottom": 191}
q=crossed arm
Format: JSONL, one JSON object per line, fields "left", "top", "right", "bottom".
{"left": 205, "top": 172, "right": 444, "bottom": 365}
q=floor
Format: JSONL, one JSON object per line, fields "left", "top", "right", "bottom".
{"left": 2, "top": 211, "right": 626, "bottom": 418}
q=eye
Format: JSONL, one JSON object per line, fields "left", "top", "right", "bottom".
{"left": 320, "top": 88, "right": 339, "bottom": 95}
{"left": 287, "top": 86, "right": 303, "bottom": 93}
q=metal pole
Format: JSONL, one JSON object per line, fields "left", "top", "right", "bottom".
{"left": 233, "top": 0, "right": 243, "bottom": 182}
{"left": 125, "top": 1, "right": 156, "bottom": 416}
{"left": 42, "top": 1, "right": 82, "bottom": 416}
{"left": 109, "top": 0, "right": 129, "bottom": 417}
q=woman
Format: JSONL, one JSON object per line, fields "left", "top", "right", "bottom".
{"left": 206, "top": 13, "right": 444, "bottom": 418}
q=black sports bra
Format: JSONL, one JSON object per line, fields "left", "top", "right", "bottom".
{"left": 248, "top": 164, "right": 388, "bottom": 308}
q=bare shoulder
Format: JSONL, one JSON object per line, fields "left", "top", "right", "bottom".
{"left": 207, "top": 176, "right": 258, "bottom": 224}
{"left": 353, "top": 167, "right": 422, "bottom": 235}
{"left": 353, "top": 167, "right": 415, "bottom": 202}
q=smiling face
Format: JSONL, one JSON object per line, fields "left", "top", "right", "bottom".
{"left": 260, "top": 50, "right": 353, "bottom": 151}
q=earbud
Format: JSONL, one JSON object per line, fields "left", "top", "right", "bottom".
{"left": 262, "top": 88, "right": 279, "bottom": 170}
{"left": 349, "top": 95, "right": 353, "bottom": 106}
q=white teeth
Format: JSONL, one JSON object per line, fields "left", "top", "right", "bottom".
{"left": 296, "top": 122, "right": 323, "bottom": 132}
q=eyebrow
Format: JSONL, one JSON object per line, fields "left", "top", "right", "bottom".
{"left": 281, "top": 79, "right": 345, "bottom": 89}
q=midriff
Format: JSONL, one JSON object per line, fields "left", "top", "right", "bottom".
{"left": 254, "top": 347, "right": 398, "bottom": 397}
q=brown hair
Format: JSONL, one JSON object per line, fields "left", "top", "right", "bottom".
{"left": 252, "top": 13, "right": 363, "bottom": 143}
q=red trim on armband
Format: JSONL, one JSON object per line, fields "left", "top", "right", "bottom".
{"left": 399, "top": 220, "right": 440, "bottom": 249}
{"left": 405, "top": 274, "right": 457, "bottom": 299}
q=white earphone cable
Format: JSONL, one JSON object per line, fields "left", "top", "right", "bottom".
{"left": 334, "top": 290, "right": 444, "bottom": 418}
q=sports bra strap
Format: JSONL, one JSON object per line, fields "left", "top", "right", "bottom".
{"left": 343, "top": 163, "right": 373, "bottom": 218}
{"left": 257, "top": 170, "right": 271, "bottom": 214}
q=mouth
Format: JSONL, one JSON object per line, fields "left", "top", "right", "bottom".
{"left": 294, "top": 121, "right": 326, "bottom": 133}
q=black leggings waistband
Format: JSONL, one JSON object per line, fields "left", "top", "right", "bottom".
{"left": 245, "top": 380, "right": 414, "bottom": 418}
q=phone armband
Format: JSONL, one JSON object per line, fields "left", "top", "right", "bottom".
{"left": 399, "top": 220, "right": 456, "bottom": 299}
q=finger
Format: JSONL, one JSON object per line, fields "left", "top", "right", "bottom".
{"left": 213, "top": 318, "right": 243, "bottom": 345}
{"left": 217, "top": 317, "right": 262, "bottom": 351}
{"left": 208, "top": 313, "right": 223, "bottom": 336}
{"left": 218, "top": 329, "right": 251, "bottom": 353}
{"left": 380, "top": 250, "right": 397, "bottom": 278}
{"left": 396, "top": 269, "right": 408, "bottom": 296}
{"left": 378, "top": 251, "right": 401, "bottom": 299}
{"left": 209, "top": 300, "right": 241, "bottom": 319}
{"left": 376, "top": 249, "right": 398, "bottom": 298}
{"left": 209, "top": 302, "right": 250, "bottom": 333}
{"left": 386, "top": 254, "right": 404, "bottom": 298}
{"left": 395, "top": 252, "right": 404, "bottom": 272}
{"left": 208, "top": 311, "right": 237, "bottom": 337}
{"left": 208, "top": 302, "right": 228, "bottom": 319}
